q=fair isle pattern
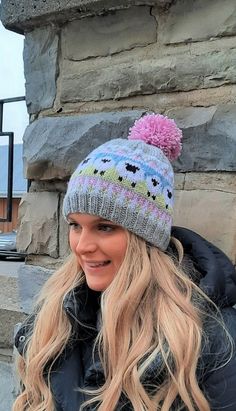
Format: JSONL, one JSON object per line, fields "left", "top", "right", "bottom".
{"left": 63, "top": 138, "right": 175, "bottom": 250}
{"left": 68, "top": 176, "right": 172, "bottom": 220}
{"left": 68, "top": 139, "right": 174, "bottom": 213}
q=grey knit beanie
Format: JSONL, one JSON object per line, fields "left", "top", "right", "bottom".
{"left": 63, "top": 113, "right": 182, "bottom": 250}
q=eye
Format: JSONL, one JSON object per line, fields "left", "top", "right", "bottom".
{"left": 97, "top": 224, "right": 115, "bottom": 232}
{"left": 68, "top": 222, "right": 81, "bottom": 231}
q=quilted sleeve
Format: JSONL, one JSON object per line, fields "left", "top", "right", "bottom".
{"left": 201, "top": 307, "right": 236, "bottom": 410}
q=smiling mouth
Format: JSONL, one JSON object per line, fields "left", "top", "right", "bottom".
{"left": 85, "top": 261, "right": 111, "bottom": 268}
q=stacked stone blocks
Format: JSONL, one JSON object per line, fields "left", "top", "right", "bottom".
{"left": 0, "top": 0, "right": 235, "bottom": 327}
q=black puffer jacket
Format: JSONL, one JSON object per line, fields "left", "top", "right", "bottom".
{"left": 15, "top": 227, "right": 236, "bottom": 411}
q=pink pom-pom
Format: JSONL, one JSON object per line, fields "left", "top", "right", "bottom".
{"left": 128, "top": 114, "right": 182, "bottom": 161}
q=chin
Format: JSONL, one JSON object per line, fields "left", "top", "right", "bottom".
{"left": 86, "top": 280, "right": 108, "bottom": 292}
{"left": 87, "top": 281, "right": 107, "bottom": 291}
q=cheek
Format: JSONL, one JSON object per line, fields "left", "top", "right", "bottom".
{"left": 112, "top": 233, "right": 128, "bottom": 266}
{"left": 69, "top": 231, "right": 77, "bottom": 252}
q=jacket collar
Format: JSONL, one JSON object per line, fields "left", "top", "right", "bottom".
{"left": 172, "top": 226, "right": 236, "bottom": 307}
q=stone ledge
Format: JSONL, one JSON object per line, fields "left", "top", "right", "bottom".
{"left": 0, "top": 276, "right": 20, "bottom": 312}
{"left": 25, "top": 254, "right": 65, "bottom": 270}
{"left": 0, "top": 0, "right": 173, "bottom": 34}
{"left": 184, "top": 172, "right": 236, "bottom": 193}
{"left": 0, "top": 348, "right": 13, "bottom": 363}
{"left": 0, "top": 264, "right": 53, "bottom": 348}
{"left": 0, "top": 275, "right": 27, "bottom": 348}
{"left": 60, "top": 45, "right": 236, "bottom": 105}
{"left": 49, "top": 85, "right": 236, "bottom": 115}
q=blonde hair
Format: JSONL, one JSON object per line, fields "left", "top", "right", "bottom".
{"left": 13, "top": 234, "right": 231, "bottom": 411}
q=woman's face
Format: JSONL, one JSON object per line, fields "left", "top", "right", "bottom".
{"left": 68, "top": 213, "right": 128, "bottom": 291}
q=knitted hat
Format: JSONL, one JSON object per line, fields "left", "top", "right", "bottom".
{"left": 63, "top": 114, "right": 182, "bottom": 250}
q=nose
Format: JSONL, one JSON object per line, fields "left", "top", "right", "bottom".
{"left": 74, "top": 229, "right": 97, "bottom": 255}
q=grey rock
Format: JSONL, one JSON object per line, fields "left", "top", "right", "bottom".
{"left": 156, "top": 0, "right": 236, "bottom": 44}
{"left": 17, "top": 192, "right": 59, "bottom": 257}
{"left": 1, "top": 0, "right": 174, "bottom": 33}
{"left": 22, "top": 105, "right": 236, "bottom": 179}
{"left": 59, "top": 194, "right": 70, "bottom": 259}
{"left": 24, "top": 27, "right": 58, "bottom": 114}
{"left": 23, "top": 110, "right": 144, "bottom": 180}
{"left": 18, "top": 264, "right": 53, "bottom": 314}
{"left": 169, "top": 105, "right": 236, "bottom": 171}
{"left": 29, "top": 180, "right": 67, "bottom": 193}
{"left": 62, "top": 7, "right": 156, "bottom": 61}
{"left": 61, "top": 47, "right": 236, "bottom": 102}
{"left": 61, "top": 57, "right": 171, "bottom": 102}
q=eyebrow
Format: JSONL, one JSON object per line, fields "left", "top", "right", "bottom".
{"left": 68, "top": 216, "right": 114, "bottom": 224}
{"left": 90, "top": 217, "right": 114, "bottom": 223}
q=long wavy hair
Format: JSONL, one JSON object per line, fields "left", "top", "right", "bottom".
{"left": 13, "top": 233, "right": 232, "bottom": 411}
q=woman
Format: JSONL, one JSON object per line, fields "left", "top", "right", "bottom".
{"left": 14, "top": 114, "right": 236, "bottom": 411}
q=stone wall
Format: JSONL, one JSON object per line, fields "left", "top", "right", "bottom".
{"left": 1, "top": 0, "right": 236, "bottom": 297}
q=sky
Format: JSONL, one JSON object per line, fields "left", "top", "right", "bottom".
{"left": 0, "top": 21, "right": 28, "bottom": 145}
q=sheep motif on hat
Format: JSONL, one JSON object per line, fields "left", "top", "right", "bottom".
{"left": 92, "top": 156, "right": 116, "bottom": 176}
{"left": 116, "top": 159, "right": 145, "bottom": 188}
{"left": 77, "top": 156, "right": 93, "bottom": 174}
{"left": 163, "top": 185, "right": 174, "bottom": 210}
{"left": 146, "top": 175, "right": 163, "bottom": 201}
